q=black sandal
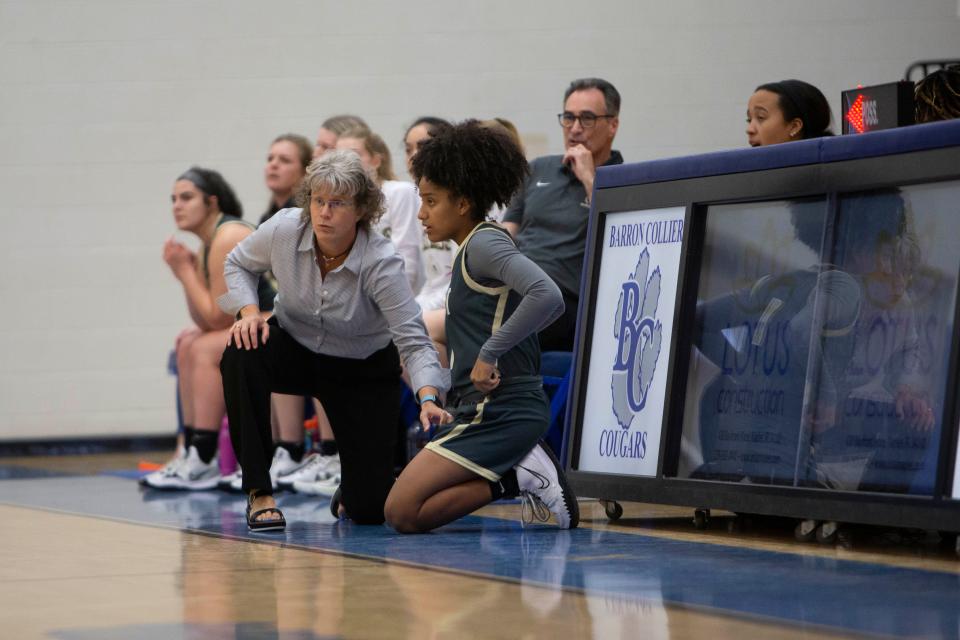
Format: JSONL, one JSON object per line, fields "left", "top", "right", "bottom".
{"left": 247, "top": 490, "right": 286, "bottom": 532}
{"left": 330, "top": 485, "right": 344, "bottom": 519}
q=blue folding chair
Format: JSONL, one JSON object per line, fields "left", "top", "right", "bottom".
{"left": 167, "top": 350, "right": 184, "bottom": 434}
{"left": 540, "top": 351, "right": 573, "bottom": 458}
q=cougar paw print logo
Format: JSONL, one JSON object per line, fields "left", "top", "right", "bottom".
{"left": 611, "top": 248, "right": 662, "bottom": 429}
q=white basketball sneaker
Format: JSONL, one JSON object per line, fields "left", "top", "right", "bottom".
{"left": 292, "top": 463, "right": 342, "bottom": 496}
{"left": 223, "top": 468, "right": 243, "bottom": 493}
{"left": 270, "top": 447, "right": 311, "bottom": 489}
{"left": 140, "top": 445, "right": 185, "bottom": 487}
{"left": 280, "top": 453, "right": 340, "bottom": 491}
{"left": 225, "top": 448, "right": 314, "bottom": 492}
{"left": 224, "top": 467, "right": 244, "bottom": 492}
{"left": 143, "top": 446, "right": 220, "bottom": 491}
{"left": 515, "top": 442, "right": 579, "bottom": 529}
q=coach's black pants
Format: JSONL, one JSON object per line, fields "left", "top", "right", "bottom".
{"left": 220, "top": 318, "right": 402, "bottom": 525}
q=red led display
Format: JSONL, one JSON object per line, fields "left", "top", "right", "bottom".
{"left": 841, "top": 81, "right": 914, "bottom": 135}
{"left": 845, "top": 94, "right": 865, "bottom": 134}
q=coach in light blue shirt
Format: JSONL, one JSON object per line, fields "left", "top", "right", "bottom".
{"left": 218, "top": 150, "right": 449, "bottom": 531}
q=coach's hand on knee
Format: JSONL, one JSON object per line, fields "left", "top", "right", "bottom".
{"left": 228, "top": 311, "right": 268, "bottom": 350}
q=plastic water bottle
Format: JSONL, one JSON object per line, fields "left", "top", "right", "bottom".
{"left": 218, "top": 416, "right": 237, "bottom": 475}
{"left": 406, "top": 422, "right": 434, "bottom": 463}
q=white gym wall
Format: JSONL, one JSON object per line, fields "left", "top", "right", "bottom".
{"left": 1, "top": 0, "right": 958, "bottom": 440}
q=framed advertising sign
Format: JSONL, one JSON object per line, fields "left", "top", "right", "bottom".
{"left": 576, "top": 207, "right": 685, "bottom": 476}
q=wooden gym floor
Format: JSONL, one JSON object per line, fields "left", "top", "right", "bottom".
{"left": 1, "top": 452, "right": 958, "bottom": 639}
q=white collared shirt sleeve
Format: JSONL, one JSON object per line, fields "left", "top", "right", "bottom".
{"left": 364, "top": 250, "right": 449, "bottom": 394}
{"left": 381, "top": 181, "right": 426, "bottom": 295}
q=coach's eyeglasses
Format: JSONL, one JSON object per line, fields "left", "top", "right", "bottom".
{"left": 312, "top": 197, "right": 354, "bottom": 211}
{"left": 558, "top": 111, "right": 615, "bottom": 129}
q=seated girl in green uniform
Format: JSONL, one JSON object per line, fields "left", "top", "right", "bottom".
{"left": 384, "top": 121, "right": 579, "bottom": 533}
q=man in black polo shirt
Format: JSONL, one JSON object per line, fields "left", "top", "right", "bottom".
{"left": 503, "top": 77, "right": 623, "bottom": 352}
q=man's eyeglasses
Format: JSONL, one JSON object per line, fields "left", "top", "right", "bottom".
{"left": 557, "top": 112, "right": 615, "bottom": 129}
{"left": 313, "top": 197, "right": 354, "bottom": 211}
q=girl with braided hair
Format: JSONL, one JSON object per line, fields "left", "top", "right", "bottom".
{"left": 384, "top": 121, "right": 579, "bottom": 533}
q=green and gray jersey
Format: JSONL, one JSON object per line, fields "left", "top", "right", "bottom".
{"left": 446, "top": 222, "right": 564, "bottom": 394}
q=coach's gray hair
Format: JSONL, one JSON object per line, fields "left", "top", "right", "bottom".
{"left": 296, "top": 150, "right": 385, "bottom": 230}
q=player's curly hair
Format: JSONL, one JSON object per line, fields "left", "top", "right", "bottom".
{"left": 915, "top": 65, "right": 960, "bottom": 123}
{"left": 411, "top": 120, "right": 529, "bottom": 222}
